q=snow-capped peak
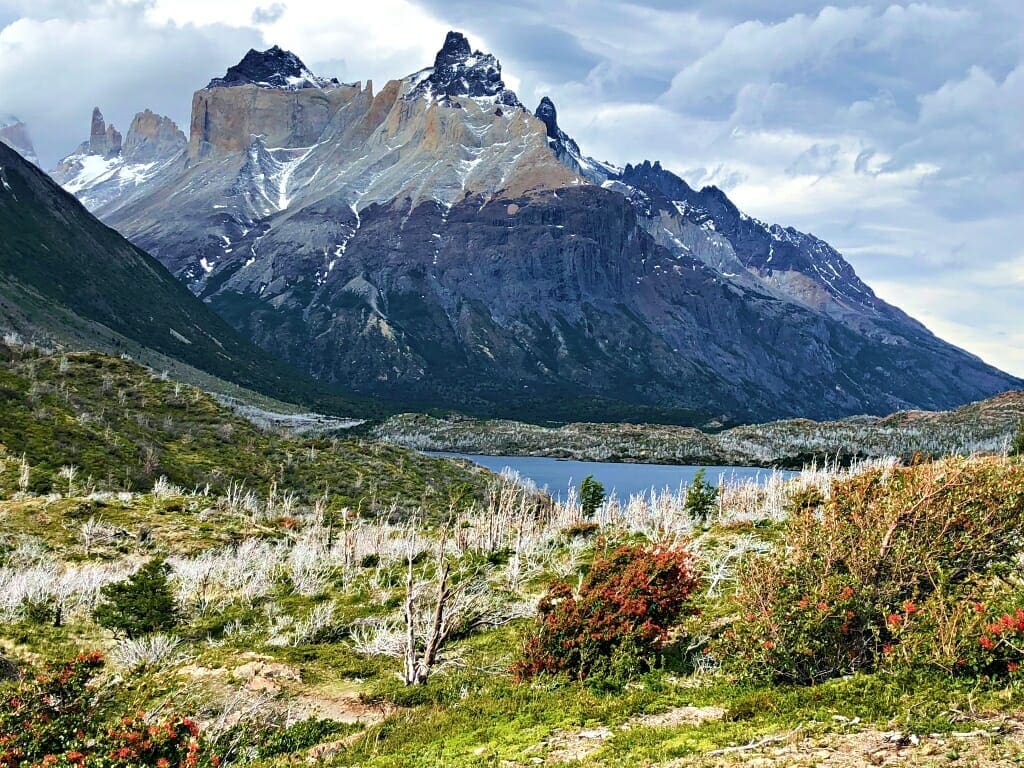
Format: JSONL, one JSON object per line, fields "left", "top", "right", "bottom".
{"left": 406, "top": 31, "right": 522, "bottom": 107}
{"left": 206, "top": 45, "right": 340, "bottom": 91}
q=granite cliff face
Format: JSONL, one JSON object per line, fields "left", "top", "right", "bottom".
{"left": 50, "top": 33, "right": 1023, "bottom": 424}
{"left": 122, "top": 110, "right": 187, "bottom": 162}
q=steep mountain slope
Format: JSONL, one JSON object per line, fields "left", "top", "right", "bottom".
{"left": 52, "top": 32, "right": 1022, "bottom": 424}
{"left": 0, "top": 141, "right": 375, "bottom": 416}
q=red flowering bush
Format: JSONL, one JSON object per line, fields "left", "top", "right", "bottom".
{"left": 971, "top": 605, "right": 1024, "bottom": 677}
{"left": 514, "top": 543, "right": 699, "bottom": 682}
{"left": 721, "top": 577, "right": 879, "bottom": 685}
{"left": 719, "top": 457, "right": 1024, "bottom": 684}
{"left": 102, "top": 713, "right": 209, "bottom": 768}
{"left": 0, "top": 652, "right": 217, "bottom": 768}
{"left": 0, "top": 652, "right": 106, "bottom": 768}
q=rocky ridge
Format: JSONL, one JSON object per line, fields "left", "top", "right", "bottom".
{"left": 50, "top": 107, "right": 186, "bottom": 212}
{"left": 48, "top": 32, "right": 1023, "bottom": 424}
{"left": 0, "top": 139, "right": 372, "bottom": 416}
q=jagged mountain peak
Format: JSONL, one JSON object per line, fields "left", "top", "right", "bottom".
{"left": 49, "top": 40, "right": 1023, "bottom": 423}
{"left": 436, "top": 30, "right": 473, "bottom": 65}
{"left": 0, "top": 115, "right": 38, "bottom": 166}
{"left": 49, "top": 105, "right": 186, "bottom": 212}
{"left": 206, "top": 45, "right": 339, "bottom": 90}
{"left": 534, "top": 96, "right": 559, "bottom": 140}
{"left": 534, "top": 95, "right": 617, "bottom": 184}
{"left": 89, "top": 107, "right": 121, "bottom": 158}
{"left": 534, "top": 95, "right": 579, "bottom": 155}
{"left": 122, "top": 110, "right": 186, "bottom": 163}
{"left": 407, "top": 30, "right": 522, "bottom": 107}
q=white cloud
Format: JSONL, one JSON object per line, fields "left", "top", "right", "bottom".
{"left": 661, "top": 3, "right": 971, "bottom": 111}
{"left": 0, "top": 5, "right": 261, "bottom": 165}
{"left": 145, "top": 0, "right": 450, "bottom": 85}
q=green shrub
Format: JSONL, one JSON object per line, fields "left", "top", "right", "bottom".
{"left": 719, "top": 457, "right": 1024, "bottom": 684}
{"left": 1010, "top": 419, "right": 1024, "bottom": 457}
{"left": 94, "top": 557, "right": 179, "bottom": 639}
{"left": 684, "top": 468, "right": 718, "bottom": 525}
{"left": 579, "top": 475, "right": 605, "bottom": 519}
{"left": 514, "top": 543, "right": 699, "bottom": 682}
{"left": 19, "top": 597, "right": 57, "bottom": 626}
{"left": 256, "top": 718, "right": 357, "bottom": 758}
{"left": 561, "top": 521, "right": 600, "bottom": 539}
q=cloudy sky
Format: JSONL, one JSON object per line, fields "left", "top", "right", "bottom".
{"left": 1, "top": 0, "right": 1022, "bottom": 377}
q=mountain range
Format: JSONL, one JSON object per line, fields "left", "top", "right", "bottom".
{"left": 31, "top": 31, "right": 1024, "bottom": 424}
{"left": 0, "top": 140, "right": 375, "bottom": 416}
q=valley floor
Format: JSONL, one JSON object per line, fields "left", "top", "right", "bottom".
{"left": 2, "top": 347, "right": 1024, "bottom": 767}
{"left": 2, "top": 454, "right": 1024, "bottom": 766}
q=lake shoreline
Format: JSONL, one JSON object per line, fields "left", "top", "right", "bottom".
{"left": 374, "top": 395, "right": 1023, "bottom": 469}
{"left": 429, "top": 452, "right": 797, "bottom": 501}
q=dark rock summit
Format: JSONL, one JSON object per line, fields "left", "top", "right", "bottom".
{"left": 535, "top": 96, "right": 581, "bottom": 157}
{"left": 206, "top": 45, "right": 339, "bottom": 89}
{"left": 408, "top": 31, "right": 521, "bottom": 106}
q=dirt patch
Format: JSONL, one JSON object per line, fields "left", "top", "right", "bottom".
{"left": 288, "top": 689, "right": 395, "bottom": 725}
{"left": 637, "top": 706, "right": 726, "bottom": 729}
{"left": 661, "top": 721, "right": 1024, "bottom": 767}
{"left": 542, "top": 705, "right": 726, "bottom": 764}
{"left": 181, "top": 654, "right": 392, "bottom": 728}
{"left": 306, "top": 730, "right": 366, "bottom": 764}
{"left": 231, "top": 659, "right": 301, "bottom": 693}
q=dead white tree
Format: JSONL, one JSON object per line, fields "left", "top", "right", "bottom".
{"left": 401, "top": 522, "right": 497, "bottom": 686}
{"left": 403, "top": 524, "right": 450, "bottom": 686}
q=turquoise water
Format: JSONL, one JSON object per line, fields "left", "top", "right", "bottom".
{"left": 431, "top": 453, "right": 795, "bottom": 501}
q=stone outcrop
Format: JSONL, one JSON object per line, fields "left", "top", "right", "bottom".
{"left": 187, "top": 82, "right": 358, "bottom": 157}
{"left": 88, "top": 108, "right": 121, "bottom": 158}
{"left": 187, "top": 48, "right": 359, "bottom": 158}
{"left": 122, "top": 110, "right": 186, "bottom": 163}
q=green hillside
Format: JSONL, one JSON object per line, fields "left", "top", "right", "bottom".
{"left": 0, "top": 344, "right": 488, "bottom": 508}
{"left": 0, "top": 142, "right": 378, "bottom": 417}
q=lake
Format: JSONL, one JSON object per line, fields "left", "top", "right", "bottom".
{"left": 430, "top": 453, "right": 796, "bottom": 501}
